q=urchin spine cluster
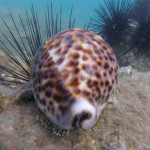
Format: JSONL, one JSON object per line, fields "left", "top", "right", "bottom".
{"left": 91, "top": 0, "right": 134, "bottom": 47}
{"left": 90, "top": 0, "right": 150, "bottom": 58}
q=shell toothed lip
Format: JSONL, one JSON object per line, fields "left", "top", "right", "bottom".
{"left": 31, "top": 28, "right": 118, "bottom": 130}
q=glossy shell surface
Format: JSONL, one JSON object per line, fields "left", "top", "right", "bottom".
{"left": 31, "top": 28, "right": 118, "bottom": 130}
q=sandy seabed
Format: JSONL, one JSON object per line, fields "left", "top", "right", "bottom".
{"left": 0, "top": 54, "right": 150, "bottom": 150}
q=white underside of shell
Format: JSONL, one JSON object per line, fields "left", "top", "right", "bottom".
{"left": 36, "top": 94, "right": 106, "bottom": 130}
{"left": 71, "top": 97, "right": 106, "bottom": 130}
{"left": 71, "top": 97, "right": 96, "bottom": 129}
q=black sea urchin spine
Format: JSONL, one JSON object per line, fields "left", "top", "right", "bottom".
{"left": 90, "top": 0, "right": 134, "bottom": 47}
{"left": 45, "top": 3, "right": 75, "bottom": 39}
{"left": 0, "top": 6, "right": 41, "bottom": 83}
{"left": 0, "top": 3, "right": 75, "bottom": 84}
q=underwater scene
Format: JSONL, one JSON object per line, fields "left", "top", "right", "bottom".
{"left": 0, "top": 0, "right": 150, "bottom": 149}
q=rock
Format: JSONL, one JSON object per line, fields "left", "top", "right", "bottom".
{"left": 0, "top": 66, "right": 150, "bottom": 150}
{"left": 119, "top": 66, "right": 132, "bottom": 77}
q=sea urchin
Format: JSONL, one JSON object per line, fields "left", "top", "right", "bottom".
{"left": 91, "top": 0, "right": 134, "bottom": 47}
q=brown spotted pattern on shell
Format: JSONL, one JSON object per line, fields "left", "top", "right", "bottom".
{"left": 31, "top": 28, "right": 119, "bottom": 130}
